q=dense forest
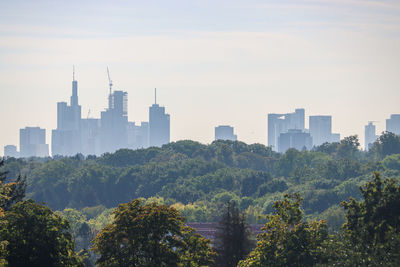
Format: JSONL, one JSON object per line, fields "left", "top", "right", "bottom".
{"left": 1, "top": 132, "right": 400, "bottom": 266}
{"left": 2, "top": 132, "right": 400, "bottom": 230}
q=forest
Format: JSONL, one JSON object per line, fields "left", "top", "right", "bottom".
{"left": 1, "top": 132, "right": 400, "bottom": 265}
{"left": 2, "top": 132, "right": 400, "bottom": 226}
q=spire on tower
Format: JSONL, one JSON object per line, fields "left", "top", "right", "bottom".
{"left": 71, "top": 66, "right": 78, "bottom": 106}
{"left": 155, "top": 88, "right": 157, "bottom": 104}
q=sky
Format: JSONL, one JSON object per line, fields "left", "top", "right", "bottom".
{"left": 1, "top": 0, "right": 400, "bottom": 154}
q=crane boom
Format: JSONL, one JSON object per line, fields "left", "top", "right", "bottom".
{"left": 107, "top": 67, "right": 113, "bottom": 95}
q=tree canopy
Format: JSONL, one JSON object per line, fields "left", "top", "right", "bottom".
{"left": 92, "top": 199, "right": 215, "bottom": 266}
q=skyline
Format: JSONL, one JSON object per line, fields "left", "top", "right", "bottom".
{"left": 1, "top": 0, "right": 400, "bottom": 155}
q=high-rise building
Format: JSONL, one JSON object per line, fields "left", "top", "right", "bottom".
{"left": 365, "top": 122, "right": 378, "bottom": 151}
{"left": 52, "top": 68, "right": 82, "bottom": 156}
{"left": 278, "top": 129, "right": 313, "bottom": 153}
{"left": 215, "top": 125, "right": 237, "bottom": 141}
{"left": 386, "top": 114, "right": 400, "bottom": 135}
{"left": 149, "top": 89, "right": 170, "bottom": 147}
{"left": 309, "top": 115, "right": 332, "bottom": 147}
{"left": 20, "top": 127, "right": 49, "bottom": 157}
{"left": 100, "top": 90, "right": 129, "bottom": 153}
{"left": 81, "top": 118, "right": 101, "bottom": 156}
{"left": 127, "top": 122, "right": 149, "bottom": 149}
{"left": 4, "top": 145, "right": 19, "bottom": 158}
{"left": 268, "top": 108, "right": 305, "bottom": 151}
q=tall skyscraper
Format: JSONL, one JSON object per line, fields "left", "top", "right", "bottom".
{"left": 100, "top": 90, "right": 129, "bottom": 153}
{"left": 309, "top": 115, "right": 332, "bottom": 147}
{"left": 20, "top": 127, "right": 49, "bottom": 157}
{"left": 52, "top": 68, "right": 82, "bottom": 156}
{"left": 149, "top": 88, "right": 170, "bottom": 147}
{"left": 215, "top": 125, "right": 237, "bottom": 141}
{"left": 268, "top": 108, "right": 305, "bottom": 151}
{"left": 365, "top": 122, "right": 378, "bottom": 151}
{"left": 386, "top": 114, "right": 400, "bottom": 135}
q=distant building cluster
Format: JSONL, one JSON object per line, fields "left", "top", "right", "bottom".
{"left": 267, "top": 109, "right": 400, "bottom": 153}
{"left": 268, "top": 109, "right": 340, "bottom": 153}
{"left": 4, "top": 69, "right": 170, "bottom": 158}
{"left": 3, "top": 69, "right": 400, "bottom": 158}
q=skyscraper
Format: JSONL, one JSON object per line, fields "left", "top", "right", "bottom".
{"left": 52, "top": 68, "right": 82, "bottom": 156}
{"left": 215, "top": 125, "right": 237, "bottom": 141}
{"left": 365, "top": 122, "right": 378, "bottom": 151}
{"left": 100, "top": 90, "right": 129, "bottom": 153}
{"left": 149, "top": 89, "right": 170, "bottom": 147}
{"left": 20, "top": 127, "right": 49, "bottom": 157}
{"left": 386, "top": 114, "right": 400, "bottom": 135}
{"left": 268, "top": 108, "right": 305, "bottom": 151}
{"left": 309, "top": 115, "right": 332, "bottom": 147}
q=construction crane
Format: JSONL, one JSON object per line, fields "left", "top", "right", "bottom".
{"left": 107, "top": 67, "right": 113, "bottom": 109}
{"left": 107, "top": 66, "right": 113, "bottom": 95}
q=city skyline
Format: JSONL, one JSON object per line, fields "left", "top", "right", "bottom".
{"left": 3, "top": 70, "right": 400, "bottom": 157}
{"left": 1, "top": 0, "right": 400, "bottom": 155}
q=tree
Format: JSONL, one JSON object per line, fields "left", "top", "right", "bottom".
{"left": 0, "top": 159, "right": 26, "bottom": 265}
{"left": 214, "top": 201, "right": 254, "bottom": 267}
{"left": 92, "top": 199, "right": 215, "bottom": 266}
{"left": 371, "top": 131, "right": 400, "bottom": 159}
{"left": 0, "top": 160, "right": 25, "bottom": 213}
{"left": 341, "top": 172, "right": 400, "bottom": 265}
{"left": 238, "top": 194, "right": 329, "bottom": 267}
{"left": 1, "top": 200, "right": 83, "bottom": 266}
{"left": 336, "top": 135, "right": 360, "bottom": 159}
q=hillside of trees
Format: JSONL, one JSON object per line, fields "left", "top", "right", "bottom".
{"left": 2, "top": 132, "right": 400, "bottom": 230}
{"left": 1, "top": 132, "right": 400, "bottom": 266}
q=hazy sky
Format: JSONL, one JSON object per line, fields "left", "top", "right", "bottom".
{"left": 1, "top": 0, "right": 400, "bottom": 154}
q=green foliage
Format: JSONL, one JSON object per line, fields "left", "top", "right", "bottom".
{"left": 4, "top": 139, "right": 398, "bottom": 224}
{"left": 238, "top": 194, "right": 329, "bottom": 267}
{"left": 92, "top": 199, "right": 215, "bottom": 266}
{"left": 341, "top": 172, "right": 400, "bottom": 265}
{"left": 336, "top": 135, "right": 360, "bottom": 159}
{"left": 214, "top": 201, "right": 254, "bottom": 267}
{"left": 1, "top": 200, "right": 83, "bottom": 266}
{"left": 370, "top": 131, "right": 400, "bottom": 159}
{"left": 382, "top": 153, "right": 400, "bottom": 170}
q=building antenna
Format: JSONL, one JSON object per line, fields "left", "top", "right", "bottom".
{"left": 155, "top": 88, "right": 157, "bottom": 104}
{"left": 73, "top": 65, "right": 75, "bottom": 81}
{"left": 107, "top": 66, "right": 113, "bottom": 95}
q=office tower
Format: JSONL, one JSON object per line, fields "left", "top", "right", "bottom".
{"left": 52, "top": 68, "right": 82, "bottom": 156}
{"left": 278, "top": 129, "right": 313, "bottom": 153}
{"left": 20, "top": 127, "right": 49, "bottom": 157}
{"left": 309, "top": 115, "right": 332, "bottom": 147}
{"left": 100, "top": 90, "right": 129, "bottom": 153}
{"left": 268, "top": 108, "right": 305, "bottom": 151}
{"left": 365, "top": 122, "right": 378, "bottom": 151}
{"left": 215, "top": 125, "right": 237, "bottom": 141}
{"left": 81, "top": 118, "right": 101, "bottom": 155}
{"left": 149, "top": 89, "right": 170, "bottom": 147}
{"left": 4, "top": 145, "right": 19, "bottom": 158}
{"left": 127, "top": 122, "right": 149, "bottom": 149}
{"left": 386, "top": 114, "right": 400, "bottom": 135}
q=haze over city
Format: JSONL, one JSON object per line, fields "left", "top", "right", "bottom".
{"left": 1, "top": 0, "right": 400, "bottom": 155}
